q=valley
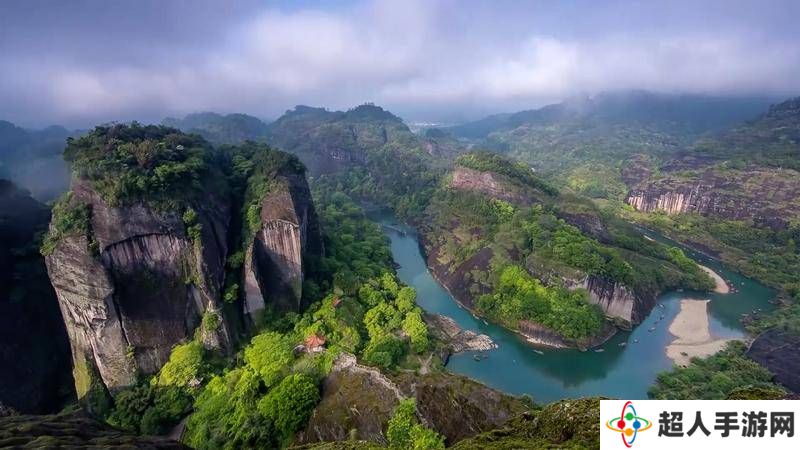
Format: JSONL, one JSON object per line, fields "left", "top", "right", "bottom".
{"left": 375, "top": 208, "right": 776, "bottom": 401}
{"left": 1, "top": 93, "right": 798, "bottom": 449}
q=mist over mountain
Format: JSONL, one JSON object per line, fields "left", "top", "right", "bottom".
{"left": 449, "top": 92, "right": 774, "bottom": 140}
{"left": 1, "top": 1, "right": 799, "bottom": 444}
{"left": 0, "top": 121, "right": 74, "bottom": 201}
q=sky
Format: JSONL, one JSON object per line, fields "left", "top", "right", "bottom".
{"left": 1, "top": 0, "right": 799, "bottom": 127}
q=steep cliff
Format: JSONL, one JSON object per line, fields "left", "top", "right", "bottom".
{"left": 624, "top": 97, "right": 800, "bottom": 228}
{"left": 571, "top": 276, "right": 642, "bottom": 327}
{"left": 243, "top": 171, "right": 323, "bottom": 317}
{"left": 625, "top": 167, "right": 800, "bottom": 227}
{"left": 236, "top": 146, "right": 324, "bottom": 321}
{"left": 42, "top": 125, "right": 233, "bottom": 412}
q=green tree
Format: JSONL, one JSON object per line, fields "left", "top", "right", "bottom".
{"left": 155, "top": 341, "right": 205, "bottom": 388}
{"left": 363, "top": 334, "right": 406, "bottom": 370}
{"left": 395, "top": 286, "right": 417, "bottom": 313}
{"left": 257, "top": 374, "right": 320, "bottom": 441}
{"left": 409, "top": 424, "right": 445, "bottom": 449}
{"left": 243, "top": 332, "right": 294, "bottom": 388}
{"left": 387, "top": 398, "right": 444, "bottom": 449}
{"left": 402, "top": 310, "right": 430, "bottom": 354}
{"left": 364, "top": 302, "right": 402, "bottom": 339}
{"left": 387, "top": 398, "right": 417, "bottom": 449}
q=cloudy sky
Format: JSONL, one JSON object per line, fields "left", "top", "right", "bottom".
{"left": 1, "top": 0, "right": 799, "bottom": 127}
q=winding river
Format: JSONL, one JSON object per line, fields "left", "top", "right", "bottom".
{"left": 372, "top": 211, "right": 776, "bottom": 402}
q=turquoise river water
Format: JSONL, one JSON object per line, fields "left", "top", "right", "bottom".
{"left": 372, "top": 212, "right": 775, "bottom": 402}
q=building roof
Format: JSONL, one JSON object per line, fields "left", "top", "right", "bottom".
{"left": 304, "top": 334, "right": 326, "bottom": 349}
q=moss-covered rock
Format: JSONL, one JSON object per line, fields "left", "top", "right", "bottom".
{"left": 449, "top": 398, "right": 602, "bottom": 449}
{"left": 0, "top": 411, "right": 187, "bottom": 448}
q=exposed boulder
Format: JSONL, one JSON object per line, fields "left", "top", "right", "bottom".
{"left": 295, "top": 353, "right": 526, "bottom": 447}
{"left": 0, "top": 410, "right": 187, "bottom": 448}
{"left": 242, "top": 161, "right": 323, "bottom": 319}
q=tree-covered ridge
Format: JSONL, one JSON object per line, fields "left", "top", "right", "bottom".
{"left": 265, "top": 103, "right": 443, "bottom": 218}
{"left": 689, "top": 96, "right": 800, "bottom": 170}
{"left": 422, "top": 158, "right": 714, "bottom": 340}
{"left": 649, "top": 341, "right": 786, "bottom": 400}
{"left": 162, "top": 112, "right": 270, "bottom": 145}
{"left": 477, "top": 265, "right": 604, "bottom": 340}
{"left": 63, "top": 123, "right": 220, "bottom": 207}
{"left": 455, "top": 151, "right": 558, "bottom": 196}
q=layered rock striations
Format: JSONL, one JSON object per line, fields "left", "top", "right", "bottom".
{"left": 243, "top": 170, "right": 323, "bottom": 318}
{"left": 625, "top": 168, "right": 800, "bottom": 228}
{"left": 571, "top": 276, "right": 642, "bottom": 327}
{"left": 624, "top": 97, "right": 800, "bottom": 228}
{"left": 45, "top": 179, "right": 233, "bottom": 406}
{"left": 42, "top": 126, "right": 326, "bottom": 412}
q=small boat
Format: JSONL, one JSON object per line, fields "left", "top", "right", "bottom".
{"left": 482, "top": 319, "right": 488, "bottom": 325}
{"left": 618, "top": 342, "right": 627, "bottom": 347}
{"left": 594, "top": 348, "right": 605, "bottom": 353}
{"left": 633, "top": 338, "right": 639, "bottom": 344}
{"left": 648, "top": 327, "right": 656, "bottom": 332}
{"left": 473, "top": 354, "right": 481, "bottom": 361}
{"left": 532, "top": 349, "right": 544, "bottom": 355}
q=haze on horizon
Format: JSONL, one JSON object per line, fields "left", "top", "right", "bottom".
{"left": 1, "top": 0, "right": 799, "bottom": 128}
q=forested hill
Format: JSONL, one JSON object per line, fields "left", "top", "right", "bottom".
{"left": 450, "top": 91, "right": 772, "bottom": 141}
{"left": 688, "top": 96, "right": 800, "bottom": 170}
{"left": 263, "top": 103, "right": 422, "bottom": 173}
{"left": 445, "top": 91, "right": 773, "bottom": 176}
{"left": 161, "top": 112, "right": 270, "bottom": 145}
{"left": 263, "top": 103, "right": 453, "bottom": 217}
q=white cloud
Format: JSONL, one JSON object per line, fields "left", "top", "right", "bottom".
{"left": 1, "top": 0, "right": 798, "bottom": 126}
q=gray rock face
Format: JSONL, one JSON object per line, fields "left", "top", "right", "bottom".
{"left": 625, "top": 167, "right": 800, "bottom": 229}
{"left": 572, "top": 275, "right": 641, "bottom": 328}
{"left": 45, "top": 179, "right": 232, "bottom": 402}
{"left": 243, "top": 172, "right": 323, "bottom": 319}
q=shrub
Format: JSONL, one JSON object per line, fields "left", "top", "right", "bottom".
{"left": 40, "top": 193, "right": 92, "bottom": 255}
{"left": 155, "top": 341, "right": 205, "bottom": 388}
{"left": 387, "top": 398, "right": 444, "bottom": 449}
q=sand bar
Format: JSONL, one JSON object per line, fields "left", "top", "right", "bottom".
{"left": 699, "top": 265, "right": 730, "bottom": 294}
{"left": 665, "top": 299, "right": 730, "bottom": 366}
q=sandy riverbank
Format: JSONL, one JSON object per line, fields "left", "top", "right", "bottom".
{"left": 698, "top": 265, "right": 730, "bottom": 294}
{"left": 665, "top": 299, "right": 730, "bottom": 366}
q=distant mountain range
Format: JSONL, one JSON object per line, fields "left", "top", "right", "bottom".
{"left": 444, "top": 92, "right": 775, "bottom": 174}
